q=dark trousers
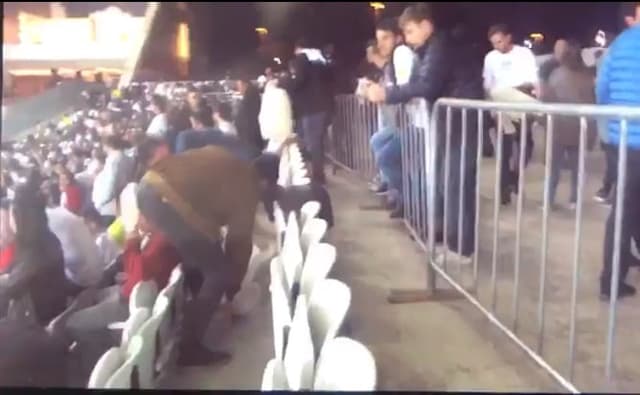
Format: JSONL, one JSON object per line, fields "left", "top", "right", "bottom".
{"left": 300, "top": 112, "right": 328, "bottom": 183}
{"left": 601, "top": 148, "right": 640, "bottom": 291}
{"left": 548, "top": 143, "right": 579, "bottom": 205}
{"left": 437, "top": 144, "right": 477, "bottom": 257}
{"left": 501, "top": 127, "right": 534, "bottom": 197}
{"left": 601, "top": 142, "right": 618, "bottom": 193}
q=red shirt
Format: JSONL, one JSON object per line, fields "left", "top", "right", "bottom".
{"left": 63, "top": 184, "right": 84, "bottom": 215}
{"left": 0, "top": 242, "right": 16, "bottom": 273}
{"left": 120, "top": 233, "right": 181, "bottom": 299}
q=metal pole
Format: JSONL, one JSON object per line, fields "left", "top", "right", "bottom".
{"left": 457, "top": 108, "right": 468, "bottom": 278}
{"left": 442, "top": 106, "right": 453, "bottom": 271}
{"left": 491, "top": 112, "right": 504, "bottom": 312}
{"left": 427, "top": 101, "right": 440, "bottom": 292}
{"left": 473, "top": 110, "right": 484, "bottom": 291}
{"left": 512, "top": 113, "right": 528, "bottom": 332}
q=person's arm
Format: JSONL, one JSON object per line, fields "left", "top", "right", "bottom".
{"left": 595, "top": 50, "right": 612, "bottom": 105}
{"left": 482, "top": 53, "right": 495, "bottom": 95}
{"left": 93, "top": 157, "right": 118, "bottom": 208}
{"left": 385, "top": 36, "right": 451, "bottom": 105}
{"left": 514, "top": 48, "right": 539, "bottom": 95}
{"left": 0, "top": 259, "right": 39, "bottom": 300}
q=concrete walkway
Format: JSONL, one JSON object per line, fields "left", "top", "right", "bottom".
{"left": 160, "top": 168, "right": 564, "bottom": 391}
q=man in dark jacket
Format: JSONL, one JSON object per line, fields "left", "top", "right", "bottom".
{"left": 285, "top": 39, "right": 334, "bottom": 184}
{"left": 366, "top": 3, "right": 484, "bottom": 259}
{"left": 235, "top": 78, "right": 265, "bottom": 153}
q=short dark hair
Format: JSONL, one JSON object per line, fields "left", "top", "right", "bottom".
{"left": 488, "top": 24, "right": 511, "bottom": 39}
{"left": 102, "top": 135, "right": 129, "bottom": 151}
{"left": 150, "top": 94, "right": 167, "bottom": 112}
{"left": 399, "top": 4, "right": 433, "bottom": 28}
{"left": 376, "top": 17, "right": 401, "bottom": 36}
{"left": 214, "top": 101, "right": 233, "bottom": 122}
{"left": 559, "top": 39, "right": 585, "bottom": 70}
{"left": 136, "top": 137, "right": 167, "bottom": 168}
{"left": 190, "top": 106, "right": 214, "bottom": 127}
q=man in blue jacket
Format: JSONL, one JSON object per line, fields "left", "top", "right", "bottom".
{"left": 596, "top": 2, "right": 640, "bottom": 300}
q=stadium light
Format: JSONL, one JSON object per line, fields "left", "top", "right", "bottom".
{"left": 369, "top": 2, "right": 385, "bottom": 11}
{"left": 255, "top": 27, "right": 269, "bottom": 35}
{"left": 529, "top": 32, "right": 544, "bottom": 42}
{"left": 273, "top": 57, "right": 282, "bottom": 65}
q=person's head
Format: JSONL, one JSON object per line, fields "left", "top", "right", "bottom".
{"left": 553, "top": 39, "right": 569, "bottom": 61}
{"left": 558, "top": 39, "right": 585, "bottom": 70}
{"left": 622, "top": 2, "right": 640, "bottom": 27}
{"left": 81, "top": 205, "right": 104, "bottom": 234}
{"left": 213, "top": 101, "right": 233, "bottom": 124}
{"left": 51, "top": 68, "right": 59, "bottom": 76}
{"left": 488, "top": 24, "right": 514, "bottom": 54}
{"left": 136, "top": 213, "right": 155, "bottom": 235}
{"left": 190, "top": 106, "right": 214, "bottom": 129}
{"left": 58, "top": 168, "right": 76, "bottom": 188}
{"left": 236, "top": 78, "right": 250, "bottom": 95}
{"left": 186, "top": 89, "right": 202, "bottom": 110}
{"left": 102, "top": 135, "right": 129, "bottom": 154}
{"left": 149, "top": 94, "right": 167, "bottom": 115}
{"left": 376, "top": 17, "right": 404, "bottom": 59}
{"left": 136, "top": 137, "right": 170, "bottom": 173}
{"left": 398, "top": 4, "right": 435, "bottom": 49}
{"left": 75, "top": 70, "right": 83, "bottom": 80}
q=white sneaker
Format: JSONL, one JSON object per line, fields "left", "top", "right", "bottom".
{"left": 435, "top": 249, "right": 472, "bottom": 266}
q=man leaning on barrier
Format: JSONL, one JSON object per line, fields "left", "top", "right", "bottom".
{"left": 365, "top": 4, "right": 484, "bottom": 262}
{"left": 596, "top": 2, "right": 640, "bottom": 300}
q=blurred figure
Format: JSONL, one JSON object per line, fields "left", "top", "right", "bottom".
{"left": 58, "top": 168, "right": 84, "bottom": 215}
{"left": 538, "top": 38, "right": 569, "bottom": 92}
{"left": 235, "top": 78, "right": 265, "bottom": 152}
{"left": 146, "top": 94, "right": 169, "bottom": 139}
{"left": 82, "top": 206, "right": 121, "bottom": 268}
{"left": 213, "top": 101, "right": 238, "bottom": 137}
{"left": 540, "top": 39, "right": 597, "bottom": 209}
{"left": 0, "top": 199, "right": 15, "bottom": 274}
{"left": 48, "top": 68, "right": 63, "bottom": 88}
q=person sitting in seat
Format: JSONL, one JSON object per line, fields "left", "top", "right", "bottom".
{"left": 82, "top": 206, "right": 122, "bottom": 269}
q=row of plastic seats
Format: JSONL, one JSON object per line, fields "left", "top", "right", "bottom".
{"left": 87, "top": 264, "right": 185, "bottom": 389}
{"left": 278, "top": 143, "right": 311, "bottom": 188}
{"left": 261, "top": 197, "right": 376, "bottom": 391}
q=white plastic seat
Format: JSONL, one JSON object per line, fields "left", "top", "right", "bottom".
{"left": 270, "top": 256, "right": 292, "bottom": 360}
{"left": 261, "top": 358, "right": 289, "bottom": 391}
{"left": 307, "top": 279, "right": 351, "bottom": 360}
{"left": 121, "top": 307, "right": 151, "bottom": 348}
{"left": 300, "top": 201, "right": 321, "bottom": 228}
{"left": 88, "top": 347, "right": 122, "bottom": 388}
{"left": 283, "top": 295, "right": 315, "bottom": 391}
{"left": 300, "top": 218, "right": 328, "bottom": 256}
{"left": 128, "top": 280, "right": 159, "bottom": 313}
{"left": 291, "top": 176, "right": 311, "bottom": 186}
{"left": 281, "top": 212, "right": 304, "bottom": 294}
{"left": 137, "top": 296, "right": 169, "bottom": 388}
{"left": 313, "top": 337, "right": 377, "bottom": 391}
{"left": 300, "top": 243, "right": 337, "bottom": 300}
{"left": 274, "top": 203, "right": 287, "bottom": 252}
{"left": 105, "top": 336, "right": 144, "bottom": 389}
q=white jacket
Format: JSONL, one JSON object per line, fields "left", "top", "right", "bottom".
{"left": 259, "top": 81, "right": 294, "bottom": 153}
{"left": 92, "top": 151, "right": 134, "bottom": 216}
{"left": 46, "top": 207, "right": 104, "bottom": 287}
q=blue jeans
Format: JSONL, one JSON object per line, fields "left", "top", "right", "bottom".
{"left": 300, "top": 112, "right": 328, "bottom": 182}
{"left": 370, "top": 128, "right": 403, "bottom": 198}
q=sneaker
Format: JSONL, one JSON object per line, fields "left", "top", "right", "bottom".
{"left": 593, "top": 189, "right": 611, "bottom": 204}
{"left": 435, "top": 250, "right": 472, "bottom": 266}
{"left": 389, "top": 203, "right": 404, "bottom": 219}
{"left": 600, "top": 283, "right": 636, "bottom": 301}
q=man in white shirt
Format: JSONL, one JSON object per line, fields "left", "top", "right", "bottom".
{"left": 145, "top": 94, "right": 169, "bottom": 139}
{"left": 46, "top": 206, "right": 104, "bottom": 295}
{"left": 213, "top": 101, "right": 238, "bottom": 137}
{"left": 363, "top": 17, "right": 414, "bottom": 218}
{"left": 483, "top": 23, "right": 539, "bottom": 205}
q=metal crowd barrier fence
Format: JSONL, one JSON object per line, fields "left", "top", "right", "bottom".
{"left": 328, "top": 94, "right": 640, "bottom": 393}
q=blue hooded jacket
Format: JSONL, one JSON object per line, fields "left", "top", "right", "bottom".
{"left": 595, "top": 26, "right": 640, "bottom": 149}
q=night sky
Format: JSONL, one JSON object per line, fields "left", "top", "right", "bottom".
{"left": 187, "top": 2, "right": 622, "bottom": 77}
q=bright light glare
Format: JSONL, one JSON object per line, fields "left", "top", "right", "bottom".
{"left": 255, "top": 27, "right": 269, "bottom": 35}
{"left": 369, "top": 2, "right": 385, "bottom": 10}
{"left": 595, "top": 30, "right": 606, "bottom": 47}
{"left": 274, "top": 57, "right": 282, "bottom": 65}
{"left": 523, "top": 39, "right": 533, "bottom": 49}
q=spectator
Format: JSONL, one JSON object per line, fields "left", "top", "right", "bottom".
{"left": 483, "top": 23, "right": 539, "bottom": 205}
{"left": 136, "top": 145, "right": 260, "bottom": 366}
{"left": 366, "top": 3, "right": 484, "bottom": 262}
{"left": 235, "top": 78, "right": 265, "bottom": 152}
{"left": 538, "top": 39, "right": 569, "bottom": 89}
{"left": 146, "top": 94, "right": 169, "bottom": 139}
{"left": 0, "top": 181, "right": 67, "bottom": 325}
{"left": 213, "top": 101, "right": 238, "bottom": 137}
{"left": 540, "top": 39, "right": 597, "bottom": 210}
{"left": 175, "top": 107, "right": 259, "bottom": 161}
{"left": 45, "top": 188, "right": 104, "bottom": 296}
{"left": 58, "top": 168, "right": 84, "bottom": 215}
{"left": 82, "top": 206, "right": 122, "bottom": 268}
{"left": 0, "top": 199, "right": 15, "bottom": 274}
{"left": 285, "top": 39, "right": 333, "bottom": 184}
{"left": 364, "top": 17, "right": 415, "bottom": 218}
{"left": 48, "top": 68, "right": 63, "bottom": 88}
{"left": 597, "top": 2, "right": 640, "bottom": 300}
{"left": 91, "top": 135, "right": 135, "bottom": 226}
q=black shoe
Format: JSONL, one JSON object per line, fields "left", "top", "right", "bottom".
{"left": 389, "top": 204, "right": 404, "bottom": 219}
{"left": 600, "top": 283, "right": 636, "bottom": 301}
{"left": 501, "top": 193, "right": 511, "bottom": 206}
{"left": 594, "top": 189, "right": 611, "bottom": 204}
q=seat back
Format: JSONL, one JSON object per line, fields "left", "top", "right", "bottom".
{"left": 88, "top": 347, "right": 123, "bottom": 388}
{"left": 300, "top": 201, "right": 321, "bottom": 229}
{"left": 313, "top": 337, "right": 377, "bottom": 391}
{"left": 261, "top": 358, "right": 289, "bottom": 391}
{"left": 283, "top": 295, "right": 315, "bottom": 391}
{"left": 300, "top": 243, "right": 337, "bottom": 300}
{"left": 274, "top": 202, "right": 287, "bottom": 252}
{"left": 121, "top": 307, "right": 151, "bottom": 348}
{"left": 307, "top": 279, "right": 351, "bottom": 360}
{"left": 137, "top": 296, "right": 169, "bottom": 389}
{"left": 270, "top": 256, "right": 292, "bottom": 360}
{"left": 128, "top": 280, "right": 158, "bottom": 313}
{"left": 105, "top": 336, "right": 144, "bottom": 389}
{"left": 300, "top": 218, "right": 328, "bottom": 256}
{"left": 281, "top": 212, "right": 303, "bottom": 294}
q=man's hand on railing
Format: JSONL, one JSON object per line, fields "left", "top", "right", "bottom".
{"left": 366, "top": 83, "right": 386, "bottom": 104}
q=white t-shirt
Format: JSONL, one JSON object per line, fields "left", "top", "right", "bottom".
{"left": 46, "top": 207, "right": 104, "bottom": 287}
{"left": 483, "top": 45, "right": 539, "bottom": 92}
{"left": 392, "top": 44, "right": 415, "bottom": 86}
{"left": 146, "top": 113, "right": 169, "bottom": 139}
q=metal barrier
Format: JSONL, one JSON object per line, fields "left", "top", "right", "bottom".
{"left": 328, "top": 94, "right": 640, "bottom": 393}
